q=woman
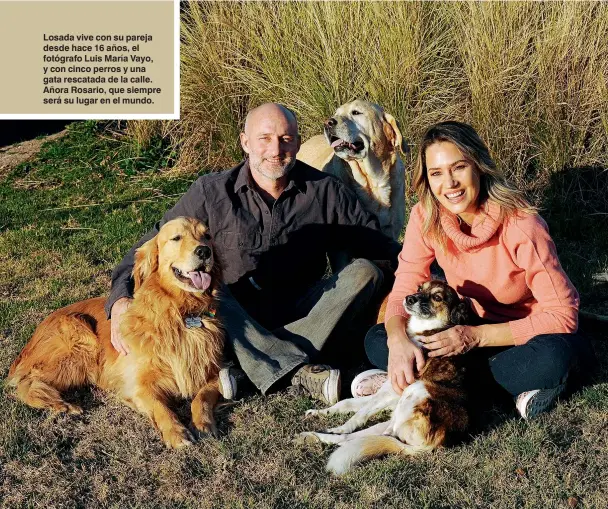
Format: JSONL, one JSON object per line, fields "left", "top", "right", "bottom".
{"left": 352, "top": 121, "right": 594, "bottom": 419}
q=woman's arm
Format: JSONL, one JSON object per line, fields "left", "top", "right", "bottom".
{"left": 506, "top": 214, "right": 579, "bottom": 344}
{"left": 386, "top": 315, "right": 426, "bottom": 393}
{"left": 384, "top": 204, "right": 435, "bottom": 322}
{"left": 475, "top": 322, "right": 514, "bottom": 347}
{"left": 420, "top": 322, "right": 514, "bottom": 357}
{"left": 383, "top": 204, "right": 435, "bottom": 392}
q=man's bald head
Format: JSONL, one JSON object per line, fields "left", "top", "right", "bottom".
{"left": 243, "top": 103, "right": 298, "bottom": 135}
{"left": 239, "top": 102, "right": 301, "bottom": 187}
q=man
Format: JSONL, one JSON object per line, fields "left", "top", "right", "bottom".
{"left": 106, "top": 103, "right": 400, "bottom": 405}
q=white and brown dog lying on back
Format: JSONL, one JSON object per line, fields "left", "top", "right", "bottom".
{"left": 297, "top": 100, "right": 407, "bottom": 242}
{"left": 300, "top": 280, "right": 472, "bottom": 475}
{"left": 8, "top": 217, "right": 224, "bottom": 449}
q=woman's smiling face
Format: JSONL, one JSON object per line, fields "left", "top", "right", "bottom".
{"left": 425, "top": 141, "right": 481, "bottom": 224}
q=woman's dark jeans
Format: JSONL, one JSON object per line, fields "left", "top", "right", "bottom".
{"left": 364, "top": 324, "right": 596, "bottom": 397}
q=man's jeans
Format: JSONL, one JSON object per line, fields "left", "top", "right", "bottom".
{"left": 218, "top": 259, "right": 384, "bottom": 394}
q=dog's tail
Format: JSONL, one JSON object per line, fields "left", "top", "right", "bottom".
{"left": 326, "top": 436, "right": 433, "bottom": 475}
{"left": 7, "top": 312, "right": 98, "bottom": 415}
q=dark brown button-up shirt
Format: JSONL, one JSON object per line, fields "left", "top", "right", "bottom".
{"left": 105, "top": 159, "right": 400, "bottom": 322}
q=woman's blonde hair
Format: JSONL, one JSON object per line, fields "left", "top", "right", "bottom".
{"left": 413, "top": 121, "right": 536, "bottom": 249}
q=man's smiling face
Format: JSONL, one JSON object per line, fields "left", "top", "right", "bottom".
{"left": 240, "top": 105, "right": 301, "bottom": 182}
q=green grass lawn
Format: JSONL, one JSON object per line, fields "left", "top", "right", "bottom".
{"left": 0, "top": 123, "right": 607, "bottom": 508}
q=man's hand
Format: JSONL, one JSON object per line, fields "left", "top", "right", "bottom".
{"left": 386, "top": 316, "right": 426, "bottom": 395}
{"left": 419, "top": 325, "right": 480, "bottom": 357}
{"left": 110, "top": 297, "right": 132, "bottom": 355}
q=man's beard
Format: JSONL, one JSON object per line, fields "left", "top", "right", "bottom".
{"left": 250, "top": 156, "right": 296, "bottom": 181}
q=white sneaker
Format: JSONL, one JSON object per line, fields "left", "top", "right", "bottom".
{"left": 350, "top": 369, "right": 388, "bottom": 398}
{"left": 218, "top": 364, "right": 243, "bottom": 400}
{"left": 515, "top": 383, "right": 566, "bottom": 420}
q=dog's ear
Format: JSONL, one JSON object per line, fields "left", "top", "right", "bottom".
{"left": 450, "top": 300, "right": 470, "bottom": 326}
{"left": 383, "top": 112, "right": 407, "bottom": 155}
{"left": 133, "top": 236, "right": 159, "bottom": 291}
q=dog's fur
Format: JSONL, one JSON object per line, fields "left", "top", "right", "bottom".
{"left": 300, "top": 281, "right": 471, "bottom": 475}
{"left": 8, "top": 217, "right": 224, "bottom": 449}
{"left": 297, "top": 100, "right": 406, "bottom": 241}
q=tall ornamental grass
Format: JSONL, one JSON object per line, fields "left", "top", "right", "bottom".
{"left": 134, "top": 1, "right": 608, "bottom": 200}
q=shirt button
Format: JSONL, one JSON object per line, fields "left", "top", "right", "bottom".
{"left": 264, "top": 210, "right": 269, "bottom": 215}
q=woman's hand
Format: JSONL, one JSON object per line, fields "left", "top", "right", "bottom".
{"left": 386, "top": 316, "right": 426, "bottom": 395}
{"left": 419, "top": 325, "right": 480, "bottom": 357}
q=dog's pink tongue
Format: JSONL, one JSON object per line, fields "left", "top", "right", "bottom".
{"left": 331, "top": 138, "right": 345, "bottom": 148}
{"left": 187, "top": 271, "right": 211, "bottom": 291}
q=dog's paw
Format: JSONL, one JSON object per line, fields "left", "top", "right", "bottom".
{"left": 66, "top": 403, "right": 83, "bottom": 415}
{"left": 52, "top": 402, "right": 83, "bottom": 415}
{"left": 325, "top": 425, "right": 352, "bottom": 434}
{"left": 163, "top": 427, "right": 195, "bottom": 449}
{"left": 305, "top": 409, "right": 324, "bottom": 417}
{"left": 296, "top": 431, "right": 321, "bottom": 445}
{"left": 190, "top": 421, "right": 219, "bottom": 440}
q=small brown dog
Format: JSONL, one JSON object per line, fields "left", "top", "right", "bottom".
{"left": 301, "top": 280, "right": 472, "bottom": 474}
{"left": 8, "top": 217, "right": 224, "bottom": 449}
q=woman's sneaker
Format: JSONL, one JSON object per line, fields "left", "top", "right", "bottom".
{"left": 515, "top": 382, "right": 566, "bottom": 420}
{"left": 291, "top": 364, "right": 341, "bottom": 405}
{"left": 351, "top": 369, "right": 388, "bottom": 398}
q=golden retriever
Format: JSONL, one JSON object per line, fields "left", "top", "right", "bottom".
{"left": 297, "top": 100, "right": 406, "bottom": 241}
{"left": 8, "top": 217, "right": 224, "bottom": 449}
{"left": 301, "top": 281, "right": 471, "bottom": 475}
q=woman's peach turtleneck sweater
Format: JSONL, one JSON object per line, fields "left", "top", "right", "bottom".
{"left": 385, "top": 201, "right": 579, "bottom": 345}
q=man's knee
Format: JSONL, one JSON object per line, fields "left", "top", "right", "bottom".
{"left": 344, "top": 258, "right": 384, "bottom": 288}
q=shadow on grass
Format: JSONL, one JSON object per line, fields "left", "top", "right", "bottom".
{"left": 542, "top": 165, "right": 608, "bottom": 239}
{"left": 542, "top": 164, "right": 608, "bottom": 405}
{"left": 542, "top": 166, "right": 608, "bottom": 302}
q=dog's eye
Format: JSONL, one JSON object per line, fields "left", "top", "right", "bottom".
{"left": 417, "top": 285, "right": 423, "bottom": 292}
{"left": 171, "top": 235, "right": 182, "bottom": 242}
{"left": 202, "top": 233, "right": 211, "bottom": 241}
{"left": 351, "top": 110, "right": 361, "bottom": 115}
{"left": 432, "top": 294, "right": 443, "bottom": 302}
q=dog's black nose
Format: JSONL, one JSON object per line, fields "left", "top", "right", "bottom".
{"left": 195, "top": 245, "right": 211, "bottom": 260}
{"left": 325, "top": 117, "right": 337, "bottom": 128}
{"left": 406, "top": 294, "right": 418, "bottom": 306}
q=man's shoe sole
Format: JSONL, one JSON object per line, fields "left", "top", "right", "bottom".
{"left": 326, "top": 369, "right": 341, "bottom": 406}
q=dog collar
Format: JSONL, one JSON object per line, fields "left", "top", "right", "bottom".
{"left": 185, "top": 308, "right": 216, "bottom": 329}
{"left": 185, "top": 316, "right": 203, "bottom": 328}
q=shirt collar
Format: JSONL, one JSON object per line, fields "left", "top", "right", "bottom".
{"left": 284, "top": 163, "right": 307, "bottom": 194}
{"left": 234, "top": 159, "right": 252, "bottom": 192}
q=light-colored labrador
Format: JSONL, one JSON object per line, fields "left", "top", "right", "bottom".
{"left": 297, "top": 100, "right": 407, "bottom": 241}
